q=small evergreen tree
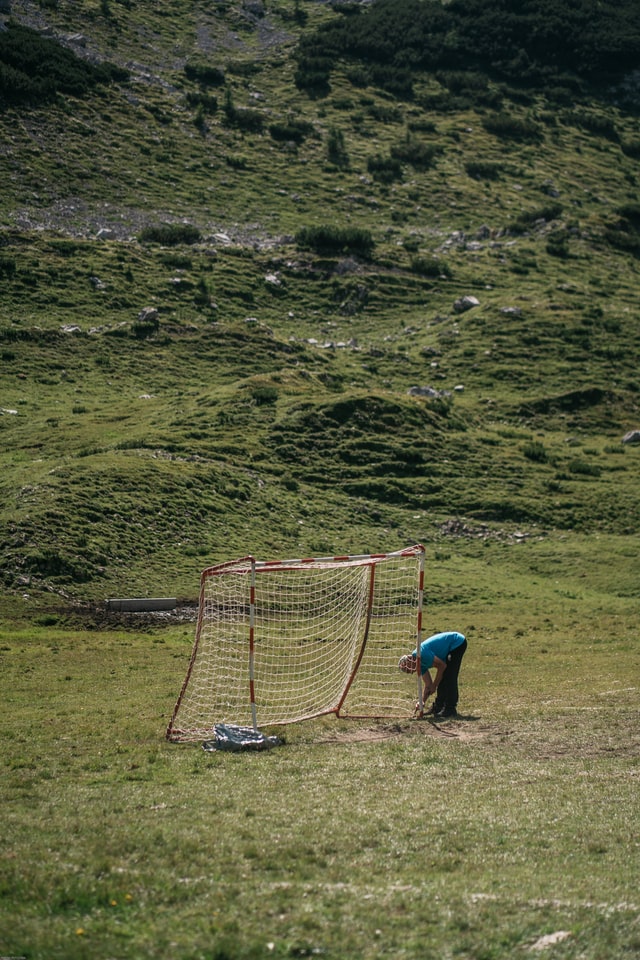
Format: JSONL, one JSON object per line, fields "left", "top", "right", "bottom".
{"left": 326, "top": 127, "right": 349, "bottom": 168}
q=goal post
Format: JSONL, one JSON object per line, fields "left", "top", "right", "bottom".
{"left": 166, "top": 544, "right": 425, "bottom": 742}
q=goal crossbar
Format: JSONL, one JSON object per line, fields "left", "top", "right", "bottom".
{"left": 166, "top": 544, "right": 425, "bottom": 741}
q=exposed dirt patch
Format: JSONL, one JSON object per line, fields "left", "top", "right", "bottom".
{"left": 318, "top": 719, "right": 496, "bottom": 744}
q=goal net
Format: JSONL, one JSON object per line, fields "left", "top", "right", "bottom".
{"left": 166, "top": 544, "right": 425, "bottom": 741}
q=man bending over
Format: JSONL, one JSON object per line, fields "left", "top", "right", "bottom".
{"left": 398, "top": 630, "right": 467, "bottom": 718}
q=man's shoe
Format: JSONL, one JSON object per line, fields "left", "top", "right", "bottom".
{"left": 424, "top": 703, "right": 444, "bottom": 716}
{"left": 437, "top": 707, "right": 458, "bottom": 719}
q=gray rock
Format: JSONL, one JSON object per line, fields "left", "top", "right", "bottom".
{"left": 453, "top": 295, "right": 480, "bottom": 313}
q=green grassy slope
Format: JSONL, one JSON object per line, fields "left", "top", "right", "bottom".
{"left": 0, "top": 0, "right": 639, "bottom": 604}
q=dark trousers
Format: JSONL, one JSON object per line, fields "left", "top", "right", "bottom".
{"left": 433, "top": 639, "right": 467, "bottom": 713}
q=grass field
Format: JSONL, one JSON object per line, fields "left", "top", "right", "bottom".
{"left": 2, "top": 550, "right": 638, "bottom": 960}
{"left": 1, "top": 1, "right": 640, "bottom": 956}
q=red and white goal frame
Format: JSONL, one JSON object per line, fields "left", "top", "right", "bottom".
{"left": 166, "top": 544, "right": 425, "bottom": 741}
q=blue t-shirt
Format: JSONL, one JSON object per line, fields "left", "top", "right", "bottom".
{"left": 413, "top": 631, "right": 466, "bottom": 673}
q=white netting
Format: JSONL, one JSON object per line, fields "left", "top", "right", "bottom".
{"left": 166, "top": 546, "right": 424, "bottom": 741}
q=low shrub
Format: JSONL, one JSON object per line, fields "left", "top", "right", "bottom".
{"left": 410, "top": 257, "right": 452, "bottom": 278}
{"left": 508, "top": 202, "right": 563, "bottom": 234}
{"left": 482, "top": 112, "right": 543, "bottom": 142}
{"left": 294, "top": 53, "right": 332, "bottom": 95}
{"left": 269, "top": 118, "right": 314, "bottom": 143}
{"left": 184, "top": 63, "right": 225, "bottom": 86}
{"left": 407, "top": 118, "right": 437, "bottom": 134}
{"left": 138, "top": 224, "right": 201, "bottom": 246}
{"left": 225, "top": 154, "right": 249, "bottom": 169}
{"left": 523, "top": 440, "right": 548, "bottom": 462}
{"left": 326, "top": 127, "right": 350, "bottom": 168}
{"left": 465, "top": 161, "right": 503, "bottom": 180}
{"left": 186, "top": 92, "right": 218, "bottom": 114}
{"left": 367, "top": 153, "right": 403, "bottom": 184}
{"left": 616, "top": 203, "right": 640, "bottom": 229}
{"left": 366, "top": 103, "right": 404, "bottom": 123}
{"left": 158, "top": 253, "right": 193, "bottom": 269}
{"left": 436, "top": 70, "right": 489, "bottom": 93}
{"left": 132, "top": 316, "right": 160, "bottom": 339}
{"left": 0, "top": 256, "right": 16, "bottom": 278}
{"left": 568, "top": 459, "right": 601, "bottom": 477}
{"left": 249, "top": 384, "right": 279, "bottom": 405}
{"left": 418, "top": 91, "right": 472, "bottom": 112}
{"left": 295, "top": 225, "right": 375, "bottom": 258}
{"left": 370, "top": 64, "right": 413, "bottom": 99}
{"left": 546, "top": 229, "right": 570, "bottom": 258}
{"left": 345, "top": 65, "right": 370, "bottom": 88}
{"left": 604, "top": 227, "right": 640, "bottom": 255}
{"left": 234, "top": 110, "right": 264, "bottom": 133}
{"left": 564, "top": 109, "right": 618, "bottom": 141}
{"left": 25, "top": 548, "right": 92, "bottom": 582}
{"left": 621, "top": 139, "right": 640, "bottom": 159}
{"left": 223, "top": 95, "right": 264, "bottom": 132}
{"left": 390, "top": 137, "right": 441, "bottom": 171}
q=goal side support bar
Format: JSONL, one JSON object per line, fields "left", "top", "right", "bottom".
{"left": 335, "top": 561, "right": 376, "bottom": 717}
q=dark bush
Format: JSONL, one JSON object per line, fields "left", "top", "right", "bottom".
{"left": 296, "top": 225, "right": 375, "bottom": 258}
{"left": 293, "top": 0, "right": 640, "bottom": 102}
{"left": 621, "top": 139, "right": 640, "bottom": 159}
{"left": 236, "top": 109, "right": 265, "bottom": 133}
{"left": 184, "top": 62, "right": 225, "bottom": 86}
{"left": 418, "top": 91, "right": 472, "bottom": 112}
{"left": 523, "top": 440, "right": 548, "bottom": 462}
{"left": 294, "top": 53, "right": 333, "bottom": 95}
{"left": 390, "top": 137, "right": 441, "bottom": 171}
{"left": 269, "top": 118, "right": 314, "bottom": 143}
{"left": 407, "top": 118, "right": 437, "bottom": 133}
{"left": 616, "top": 203, "right": 640, "bottom": 229}
{"left": 345, "top": 65, "right": 370, "bottom": 88}
{"left": 25, "top": 549, "right": 93, "bottom": 582}
{"left": 410, "top": 257, "right": 452, "bottom": 278}
{"left": 568, "top": 458, "right": 601, "bottom": 477}
{"left": 604, "top": 227, "right": 640, "bottom": 256}
{"left": 367, "top": 154, "right": 403, "bottom": 184}
{"left": 0, "top": 256, "right": 16, "bottom": 278}
{"left": 564, "top": 109, "right": 618, "bottom": 140}
{"left": 546, "top": 229, "right": 571, "bottom": 258}
{"left": 138, "top": 224, "right": 202, "bottom": 246}
{"left": 436, "top": 69, "right": 489, "bottom": 93}
{"left": 482, "top": 112, "right": 544, "bottom": 142}
{"left": 326, "top": 127, "right": 350, "bottom": 168}
{"left": 186, "top": 91, "right": 218, "bottom": 114}
{"left": 249, "top": 384, "right": 279, "bottom": 405}
{"left": 223, "top": 91, "right": 265, "bottom": 133}
{"left": 132, "top": 317, "right": 160, "bottom": 339}
{"left": 465, "top": 161, "right": 503, "bottom": 180}
{"left": 0, "top": 23, "right": 127, "bottom": 107}
{"left": 508, "top": 203, "right": 563, "bottom": 235}
{"left": 361, "top": 103, "right": 400, "bottom": 124}
{"left": 370, "top": 64, "right": 414, "bottom": 98}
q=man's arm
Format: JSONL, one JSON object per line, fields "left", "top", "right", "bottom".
{"left": 422, "top": 670, "right": 435, "bottom": 700}
{"left": 432, "top": 655, "right": 447, "bottom": 692}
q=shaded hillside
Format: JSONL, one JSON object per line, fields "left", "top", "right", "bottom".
{"left": 0, "top": 0, "right": 639, "bottom": 603}
{"left": 295, "top": 0, "right": 640, "bottom": 97}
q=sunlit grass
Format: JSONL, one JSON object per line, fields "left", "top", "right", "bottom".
{"left": 1, "top": 569, "right": 638, "bottom": 959}
{"left": 0, "top": 4, "right": 639, "bottom": 955}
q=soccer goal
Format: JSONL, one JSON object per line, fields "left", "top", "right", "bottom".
{"left": 166, "top": 544, "right": 425, "bottom": 741}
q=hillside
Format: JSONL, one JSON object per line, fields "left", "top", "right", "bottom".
{"left": 1, "top": 0, "right": 639, "bottom": 609}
